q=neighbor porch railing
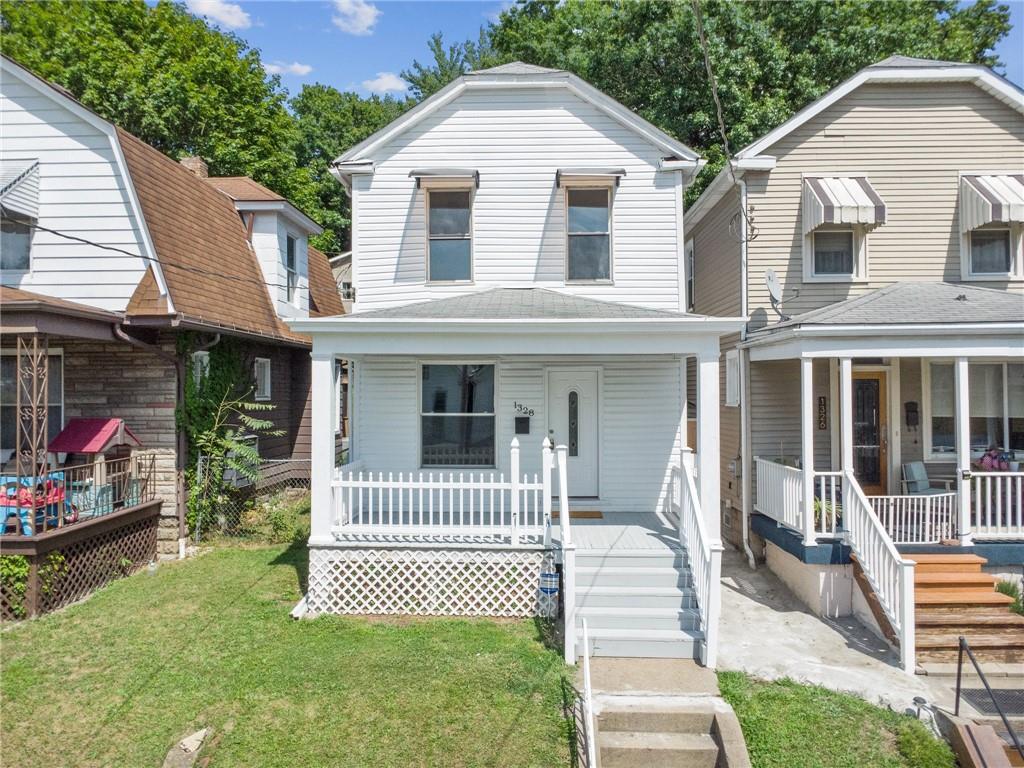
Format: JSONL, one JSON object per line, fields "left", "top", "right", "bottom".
{"left": 970, "top": 471, "right": 1024, "bottom": 540}
{"left": 753, "top": 457, "right": 842, "bottom": 542}
{"left": 869, "top": 493, "right": 957, "bottom": 544}
{"left": 1, "top": 455, "right": 156, "bottom": 536}
{"left": 669, "top": 451, "right": 723, "bottom": 668}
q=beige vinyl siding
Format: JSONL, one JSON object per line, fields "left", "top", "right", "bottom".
{"left": 745, "top": 82, "right": 1024, "bottom": 329}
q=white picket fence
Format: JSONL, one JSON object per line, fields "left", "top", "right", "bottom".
{"left": 843, "top": 471, "right": 916, "bottom": 673}
{"left": 669, "top": 454, "right": 723, "bottom": 668}
{"left": 971, "top": 471, "right": 1024, "bottom": 540}
{"left": 332, "top": 438, "right": 555, "bottom": 545}
{"left": 869, "top": 493, "right": 957, "bottom": 544}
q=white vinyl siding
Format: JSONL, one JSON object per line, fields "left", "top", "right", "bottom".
{"left": 0, "top": 75, "right": 149, "bottom": 310}
{"left": 351, "top": 87, "right": 683, "bottom": 311}
{"left": 353, "top": 356, "right": 684, "bottom": 512}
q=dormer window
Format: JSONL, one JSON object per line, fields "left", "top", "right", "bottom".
{"left": 802, "top": 176, "right": 885, "bottom": 283}
{"left": 285, "top": 234, "right": 298, "bottom": 304}
{"left": 960, "top": 174, "right": 1024, "bottom": 281}
{"left": 426, "top": 190, "right": 472, "bottom": 283}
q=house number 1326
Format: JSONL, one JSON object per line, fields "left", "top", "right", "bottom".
{"left": 514, "top": 402, "right": 535, "bottom": 416}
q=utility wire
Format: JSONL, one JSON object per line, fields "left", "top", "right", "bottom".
{"left": 1, "top": 204, "right": 307, "bottom": 295}
{"left": 691, "top": 0, "right": 758, "bottom": 243}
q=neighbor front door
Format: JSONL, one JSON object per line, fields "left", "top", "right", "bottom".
{"left": 852, "top": 371, "right": 888, "bottom": 495}
{"left": 547, "top": 369, "right": 599, "bottom": 497}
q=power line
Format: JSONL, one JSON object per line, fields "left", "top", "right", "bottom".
{"left": 1, "top": 204, "right": 309, "bottom": 295}
{"left": 691, "top": 0, "right": 758, "bottom": 244}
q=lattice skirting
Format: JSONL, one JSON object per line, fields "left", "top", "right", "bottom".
{"left": 308, "top": 547, "right": 558, "bottom": 618}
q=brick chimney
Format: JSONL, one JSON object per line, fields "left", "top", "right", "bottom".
{"left": 179, "top": 156, "right": 208, "bottom": 178}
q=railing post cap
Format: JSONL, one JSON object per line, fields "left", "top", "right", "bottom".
{"left": 542, "top": 436, "right": 552, "bottom": 449}
{"left": 511, "top": 436, "right": 520, "bottom": 449}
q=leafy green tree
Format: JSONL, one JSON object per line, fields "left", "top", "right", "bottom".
{"left": 290, "top": 85, "right": 408, "bottom": 252}
{"left": 402, "top": 30, "right": 505, "bottom": 100}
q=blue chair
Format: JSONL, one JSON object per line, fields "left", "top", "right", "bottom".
{"left": 902, "top": 462, "right": 955, "bottom": 496}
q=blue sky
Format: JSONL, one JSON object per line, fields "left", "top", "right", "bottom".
{"left": 182, "top": 0, "right": 1024, "bottom": 99}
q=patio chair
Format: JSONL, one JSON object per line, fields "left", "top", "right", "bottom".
{"left": 901, "top": 462, "right": 954, "bottom": 496}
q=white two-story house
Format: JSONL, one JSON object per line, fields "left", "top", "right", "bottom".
{"left": 291, "top": 63, "right": 744, "bottom": 665}
{"left": 687, "top": 56, "right": 1024, "bottom": 672}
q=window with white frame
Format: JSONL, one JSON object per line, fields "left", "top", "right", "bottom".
{"left": 969, "top": 227, "right": 1013, "bottom": 276}
{"left": 427, "top": 189, "right": 473, "bottom": 282}
{"left": 811, "top": 227, "right": 859, "bottom": 277}
{"left": 420, "top": 364, "right": 495, "bottom": 466}
{"left": 1, "top": 212, "right": 33, "bottom": 272}
{"left": 725, "top": 349, "right": 740, "bottom": 407}
{"left": 191, "top": 350, "right": 210, "bottom": 387}
{"left": 566, "top": 188, "right": 611, "bottom": 281}
{"left": 285, "top": 234, "right": 298, "bottom": 304}
{"left": 959, "top": 174, "right": 1024, "bottom": 280}
{"left": 925, "top": 361, "right": 1024, "bottom": 458}
{"left": 254, "top": 357, "right": 271, "bottom": 401}
{"left": 0, "top": 352, "right": 62, "bottom": 452}
{"left": 685, "top": 239, "right": 695, "bottom": 312}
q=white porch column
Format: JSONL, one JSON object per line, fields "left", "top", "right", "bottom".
{"left": 954, "top": 357, "right": 972, "bottom": 544}
{"left": 679, "top": 356, "right": 690, "bottom": 451}
{"left": 697, "top": 351, "right": 721, "bottom": 539}
{"left": 800, "top": 357, "right": 817, "bottom": 545}
{"left": 310, "top": 351, "right": 336, "bottom": 543}
{"left": 840, "top": 358, "right": 854, "bottom": 474}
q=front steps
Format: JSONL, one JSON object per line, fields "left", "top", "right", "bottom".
{"left": 575, "top": 548, "right": 702, "bottom": 659}
{"left": 912, "top": 553, "right": 1024, "bottom": 664}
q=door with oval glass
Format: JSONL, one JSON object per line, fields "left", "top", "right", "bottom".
{"left": 852, "top": 370, "right": 888, "bottom": 495}
{"left": 547, "top": 369, "right": 599, "bottom": 497}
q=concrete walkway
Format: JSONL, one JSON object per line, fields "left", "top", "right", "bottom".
{"left": 717, "top": 546, "right": 956, "bottom": 714}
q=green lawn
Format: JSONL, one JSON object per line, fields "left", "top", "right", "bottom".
{"left": 0, "top": 543, "right": 573, "bottom": 767}
{"left": 719, "top": 672, "right": 956, "bottom": 768}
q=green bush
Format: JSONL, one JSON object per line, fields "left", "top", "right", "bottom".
{"left": 234, "top": 492, "right": 311, "bottom": 544}
{"left": 0, "top": 555, "right": 30, "bottom": 619}
{"left": 996, "top": 579, "right": 1024, "bottom": 615}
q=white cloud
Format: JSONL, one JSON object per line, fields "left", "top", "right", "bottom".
{"left": 263, "top": 61, "right": 314, "bottom": 76}
{"left": 362, "top": 72, "right": 407, "bottom": 94}
{"left": 332, "top": 0, "right": 381, "bottom": 36}
{"left": 185, "top": 0, "right": 251, "bottom": 29}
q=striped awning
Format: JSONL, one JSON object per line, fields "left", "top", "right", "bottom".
{"left": 802, "top": 176, "right": 886, "bottom": 234}
{"left": 960, "top": 174, "right": 1024, "bottom": 232}
{"left": 0, "top": 160, "right": 40, "bottom": 219}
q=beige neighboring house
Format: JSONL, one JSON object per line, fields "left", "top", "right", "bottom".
{"left": 687, "top": 56, "right": 1024, "bottom": 673}
{"left": 329, "top": 251, "right": 354, "bottom": 314}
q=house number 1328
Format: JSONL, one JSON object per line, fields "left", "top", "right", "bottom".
{"left": 514, "top": 402, "right": 535, "bottom": 416}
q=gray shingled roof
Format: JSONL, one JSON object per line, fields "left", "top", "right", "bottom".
{"left": 468, "top": 62, "right": 564, "bottom": 76}
{"left": 346, "top": 288, "right": 695, "bottom": 320}
{"left": 752, "top": 282, "right": 1024, "bottom": 337}
{"left": 869, "top": 55, "right": 976, "bottom": 70}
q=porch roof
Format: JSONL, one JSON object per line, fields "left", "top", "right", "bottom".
{"left": 743, "top": 282, "right": 1024, "bottom": 360}
{"left": 289, "top": 288, "right": 744, "bottom": 357}
{"left": 0, "top": 286, "right": 119, "bottom": 341}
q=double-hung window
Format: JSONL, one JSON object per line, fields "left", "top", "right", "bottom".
{"left": 285, "top": 234, "right": 298, "bottom": 304}
{"left": 566, "top": 188, "right": 611, "bottom": 281}
{"left": 925, "top": 361, "right": 1024, "bottom": 458}
{"left": 420, "top": 364, "right": 495, "bottom": 466}
{"left": 427, "top": 190, "right": 472, "bottom": 282}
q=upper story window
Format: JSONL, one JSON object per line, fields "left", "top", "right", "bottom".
{"left": 802, "top": 176, "right": 885, "bottom": 283}
{"left": 285, "top": 234, "right": 298, "bottom": 304}
{"left": 566, "top": 188, "right": 611, "bottom": 281}
{"left": 427, "top": 190, "right": 473, "bottom": 283}
{"left": 0, "top": 213, "right": 33, "bottom": 272}
{"left": 960, "top": 174, "right": 1024, "bottom": 281}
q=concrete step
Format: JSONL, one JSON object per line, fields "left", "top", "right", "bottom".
{"left": 575, "top": 549, "right": 688, "bottom": 569}
{"left": 576, "top": 585, "right": 697, "bottom": 610}
{"left": 915, "top": 572, "right": 999, "bottom": 590}
{"left": 597, "top": 705, "right": 715, "bottom": 734}
{"left": 584, "top": 627, "right": 703, "bottom": 659}
{"left": 577, "top": 605, "right": 701, "bottom": 632}
{"left": 598, "top": 731, "right": 718, "bottom": 768}
{"left": 909, "top": 553, "right": 987, "bottom": 573}
{"left": 576, "top": 565, "right": 691, "bottom": 589}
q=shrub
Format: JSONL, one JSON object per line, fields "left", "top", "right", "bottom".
{"left": 996, "top": 579, "right": 1024, "bottom": 615}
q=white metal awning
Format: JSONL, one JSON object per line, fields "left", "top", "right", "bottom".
{"left": 0, "top": 160, "right": 40, "bottom": 219}
{"left": 960, "top": 174, "right": 1024, "bottom": 232}
{"left": 408, "top": 168, "right": 480, "bottom": 188}
{"left": 802, "top": 176, "right": 886, "bottom": 234}
{"left": 556, "top": 168, "right": 626, "bottom": 187}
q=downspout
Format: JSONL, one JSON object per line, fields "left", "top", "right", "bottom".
{"left": 737, "top": 177, "right": 757, "bottom": 569}
{"left": 114, "top": 325, "right": 221, "bottom": 558}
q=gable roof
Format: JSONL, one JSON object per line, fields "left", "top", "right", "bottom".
{"left": 333, "top": 61, "right": 701, "bottom": 174}
{"left": 307, "top": 245, "right": 345, "bottom": 317}
{"left": 749, "top": 282, "right": 1024, "bottom": 337}
{"left": 687, "top": 56, "right": 1024, "bottom": 230}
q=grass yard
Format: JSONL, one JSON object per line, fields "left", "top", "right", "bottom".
{"left": 719, "top": 672, "right": 956, "bottom": 768}
{"left": 0, "top": 543, "right": 572, "bottom": 767}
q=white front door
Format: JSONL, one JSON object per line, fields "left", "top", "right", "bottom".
{"left": 548, "top": 369, "right": 599, "bottom": 497}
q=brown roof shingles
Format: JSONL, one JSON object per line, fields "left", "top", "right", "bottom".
{"left": 204, "top": 176, "right": 284, "bottom": 202}
{"left": 307, "top": 246, "right": 345, "bottom": 317}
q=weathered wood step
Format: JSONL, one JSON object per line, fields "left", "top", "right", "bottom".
{"left": 915, "top": 590, "right": 1015, "bottom": 607}
{"left": 916, "top": 610, "right": 1024, "bottom": 628}
{"left": 914, "top": 572, "right": 998, "bottom": 589}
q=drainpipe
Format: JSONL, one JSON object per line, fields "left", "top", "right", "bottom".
{"left": 114, "top": 325, "right": 220, "bottom": 558}
{"left": 737, "top": 177, "right": 757, "bottom": 569}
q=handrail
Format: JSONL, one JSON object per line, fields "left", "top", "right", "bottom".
{"left": 843, "top": 470, "right": 916, "bottom": 673}
{"left": 955, "top": 635, "right": 1024, "bottom": 760}
{"left": 556, "top": 443, "right": 577, "bottom": 664}
{"left": 580, "top": 618, "right": 597, "bottom": 768}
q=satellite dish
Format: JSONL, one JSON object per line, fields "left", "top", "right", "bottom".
{"left": 765, "top": 270, "right": 790, "bottom": 321}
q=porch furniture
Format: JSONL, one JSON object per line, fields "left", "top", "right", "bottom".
{"left": 901, "top": 462, "right": 954, "bottom": 496}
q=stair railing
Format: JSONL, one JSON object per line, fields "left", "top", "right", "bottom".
{"left": 955, "top": 636, "right": 1024, "bottom": 760}
{"left": 556, "top": 444, "right": 576, "bottom": 665}
{"left": 580, "top": 618, "right": 598, "bottom": 768}
{"left": 842, "top": 470, "right": 916, "bottom": 673}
